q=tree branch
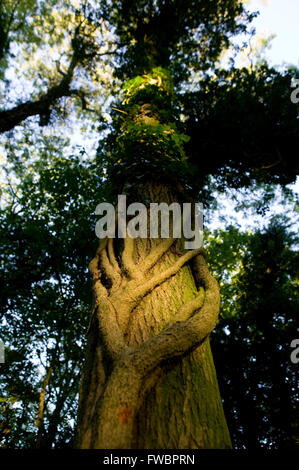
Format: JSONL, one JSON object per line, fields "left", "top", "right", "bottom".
{"left": 0, "top": 21, "right": 107, "bottom": 132}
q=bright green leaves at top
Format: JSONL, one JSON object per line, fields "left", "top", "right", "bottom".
{"left": 120, "top": 67, "right": 176, "bottom": 124}
{"left": 104, "top": 67, "right": 192, "bottom": 189}
{"left": 122, "top": 67, "right": 174, "bottom": 104}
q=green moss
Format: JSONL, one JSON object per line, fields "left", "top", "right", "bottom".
{"left": 122, "top": 67, "right": 174, "bottom": 103}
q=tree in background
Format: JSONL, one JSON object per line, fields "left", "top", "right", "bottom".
{"left": 208, "top": 220, "right": 298, "bottom": 449}
{"left": 0, "top": 146, "right": 102, "bottom": 447}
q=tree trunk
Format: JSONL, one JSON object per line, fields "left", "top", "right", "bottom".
{"left": 75, "top": 183, "right": 231, "bottom": 449}
{"left": 36, "top": 365, "right": 53, "bottom": 449}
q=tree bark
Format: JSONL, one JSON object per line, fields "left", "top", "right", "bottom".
{"left": 36, "top": 365, "right": 53, "bottom": 449}
{"left": 75, "top": 183, "right": 231, "bottom": 449}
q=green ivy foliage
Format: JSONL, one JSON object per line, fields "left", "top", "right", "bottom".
{"left": 99, "top": 67, "right": 199, "bottom": 195}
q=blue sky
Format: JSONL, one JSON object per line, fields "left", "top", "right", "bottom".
{"left": 247, "top": 0, "right": 299, "bottom": 67}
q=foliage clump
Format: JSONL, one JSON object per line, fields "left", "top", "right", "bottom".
{"left": 100, "top": 67, "right": 196, "bottom": 194}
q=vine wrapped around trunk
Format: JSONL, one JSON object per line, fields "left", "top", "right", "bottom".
{"left": 75, "top": 68, "right": 232, "bottom": 449}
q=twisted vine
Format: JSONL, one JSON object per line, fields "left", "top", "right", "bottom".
{"left": 87, "top": 235, "right": 220, "bottom": 448}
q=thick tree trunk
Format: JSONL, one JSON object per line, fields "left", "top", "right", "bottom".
{"left": 75, "top": 183, "right": 231, "bottom": 449}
